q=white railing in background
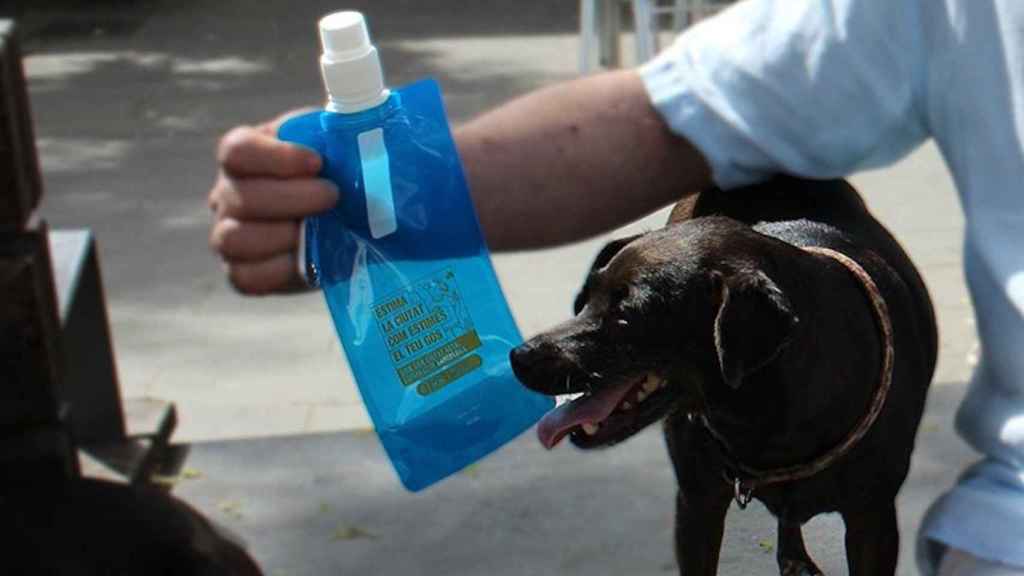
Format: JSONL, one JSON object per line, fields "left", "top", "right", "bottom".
{"left": 579, "top": 0, "right": 733, "bottom": 73}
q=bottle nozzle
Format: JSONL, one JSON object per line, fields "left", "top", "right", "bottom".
{"left": 318, "top": 11, "right": 389, "bottom": 113}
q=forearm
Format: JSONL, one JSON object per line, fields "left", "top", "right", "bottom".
{"left": 455, "top": 69, "right": 711, "bottom": 251}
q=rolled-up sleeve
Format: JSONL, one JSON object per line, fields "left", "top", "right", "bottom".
{"left": 640, "top": 0, "right": 930, "bottom": 188}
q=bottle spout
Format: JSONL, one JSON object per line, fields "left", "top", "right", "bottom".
{"left": 318, "top": 11, "right": 390, "bottom": 113}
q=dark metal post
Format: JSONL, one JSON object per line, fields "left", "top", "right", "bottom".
{"left": 0, "top": 20, "right": 42, "bottom": 232}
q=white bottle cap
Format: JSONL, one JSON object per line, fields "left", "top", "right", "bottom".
{"left": 318, "top": 11, "right": 390, "bottom": 113}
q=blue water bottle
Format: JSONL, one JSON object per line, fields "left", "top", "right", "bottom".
{"left": 277, "top": 12, "right": 553, "bottom": 491}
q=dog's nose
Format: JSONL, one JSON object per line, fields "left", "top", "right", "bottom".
{"left": 511, "top": 338, "right": 573, "bottom": 394}
{"left": 509, "top": 343, "right": 535, "bottom": 384}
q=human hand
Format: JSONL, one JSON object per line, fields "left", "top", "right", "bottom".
{"left": 208, "top": 112, "right": 338, "bottom": 295}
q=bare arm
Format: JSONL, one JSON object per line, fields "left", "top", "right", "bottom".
{"left": 457, "top": 69, "right": 712, "bottom": 251}
{"left": 209, "top": 70, "right": 711, "bottom": 293}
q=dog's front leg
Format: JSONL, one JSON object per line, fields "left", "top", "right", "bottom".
{"left": 840, "top": 501, "right": 899, "bottom": 576}
{"left": 675, "top": 484, "right": 732, "bottom": 575}
{"left": 777, "top": 520, "right": 823, "bottom": 576}
{"left": 666, "top": 415, "right": 732, "bottom": 575}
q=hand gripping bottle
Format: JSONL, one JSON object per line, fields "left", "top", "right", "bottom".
{"left": 278, "top": 11, "right": 552, "bottom": 491}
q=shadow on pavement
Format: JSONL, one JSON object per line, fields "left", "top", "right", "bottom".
{"left": 175, "top": 381, "right": 975, "bottom": 576}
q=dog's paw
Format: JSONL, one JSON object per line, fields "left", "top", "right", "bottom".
{"left": 781, "top": 558, "right": 823, "bottom": 576}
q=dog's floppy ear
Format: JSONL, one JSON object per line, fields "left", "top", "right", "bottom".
{"left": 712, "top": 269, "right": 798, "bottom": 388}
{"left": 573, "top": 234, "right": 642, "bottom": 314}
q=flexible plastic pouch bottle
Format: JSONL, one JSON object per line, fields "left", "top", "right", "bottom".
{"left": 278, "top": 11, "right": 553, "bottom": 491}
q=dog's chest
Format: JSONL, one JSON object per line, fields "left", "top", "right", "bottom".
{"left": 745, "top": 473, "right": 850, "bottom": 524}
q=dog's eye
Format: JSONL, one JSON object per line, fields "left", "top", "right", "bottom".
{"left": 610, "top": 286, "right": 630, "bottom": 307}
{"left": 606, "top": 287, "right": 633, "bottom": 326}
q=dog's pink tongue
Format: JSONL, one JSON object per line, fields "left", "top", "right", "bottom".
{"left": 537, "top": 380, "right": 636, "bottom": 449}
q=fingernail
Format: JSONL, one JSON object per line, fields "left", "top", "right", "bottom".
{"left": 323, "top": 180, "right": 340, "bottom": 202}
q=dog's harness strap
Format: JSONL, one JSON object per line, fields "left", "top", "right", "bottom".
{"left": 700, "top": 246, "right": 895, "bottom": 507}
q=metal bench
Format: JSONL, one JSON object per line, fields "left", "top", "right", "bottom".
{"left": 0, "top": 18, "right": 179, "bottom": 490}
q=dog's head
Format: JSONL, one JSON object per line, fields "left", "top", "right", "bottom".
{"left": 510, "top": 217, "right": 799, "bottom": 449}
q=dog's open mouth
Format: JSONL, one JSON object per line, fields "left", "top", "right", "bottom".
{"left": 537, "top": 372, "right": 668, "bottom": 449}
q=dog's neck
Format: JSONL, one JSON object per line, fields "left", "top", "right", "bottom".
{"left": 702, "top": 244, "right": 885, "bottom": 471}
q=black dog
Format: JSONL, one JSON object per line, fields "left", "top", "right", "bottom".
{"left": 3, "top": 475, "right": 263, "bottom": 575}
{"left": 510, "top": 177, "right": 936, "bottom": 576}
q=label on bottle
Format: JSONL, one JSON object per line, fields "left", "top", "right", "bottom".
{"left": 357, "top": 128, "right": 397, "bottom": 239}
{"left": 372, "top": 267, "right": 483, "bottom": 396}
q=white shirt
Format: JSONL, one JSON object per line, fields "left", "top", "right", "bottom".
{"left": 639, "top": 0, "right": 1024, "bottom": 572}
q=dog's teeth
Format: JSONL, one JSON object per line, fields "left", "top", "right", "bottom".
{"left": 621, "top": 401, "right": 633, "bottom": 410}
{"left": 582, "top": 423, "right": 599, "bottom": 435}
{"left": 556, "top": 393, "right": 584, "bottom": 407}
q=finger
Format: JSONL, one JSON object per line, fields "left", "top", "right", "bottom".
{"left": 210, "top": 218, "right": 299, "bottom": 262}
{"left": 208, "top": 172, "right": 230, "bottom": 213}
{"left": 226, "top": 253, "right": 300, "bottom": 296}
{"left": 218, "top": 125, "right": 322, "bottom": 178}
{"left": 215, "top": 177, "right": 339, "bottom": 221}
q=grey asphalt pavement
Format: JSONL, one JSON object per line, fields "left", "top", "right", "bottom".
{"left": 13, "top": 0, "right": 980, "bottom": 573}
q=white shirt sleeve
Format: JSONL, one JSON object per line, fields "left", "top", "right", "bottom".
{"left": 640, "top": 0, "right": 931, "bottom": 188}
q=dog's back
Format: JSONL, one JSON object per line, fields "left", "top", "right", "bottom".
{"left": 675, "top": 176, "right": 937, "bottom": 379}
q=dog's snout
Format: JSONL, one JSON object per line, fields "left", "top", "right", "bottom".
{"left": 511, "top": 319, "right": 600, "bottom": 394}
{"left": 510, "top": 341, "right": 539, "bottom": 384}
{"left": 510, "top": 338, "right": 571, "bottom": 394}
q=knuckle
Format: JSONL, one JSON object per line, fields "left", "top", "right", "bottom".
{"left": 216, "top": 125, "right": 255, "bottom": 169}
{"left": 226, "top": 265, "right": 259, "bottom": 295}
{"left": 221, "top": 222, "right": 242, "bottom": 255}
{"left": 208, "top": 219, "right": 235, "bottom": 254}
{"left": 207, "top": 176, "right": 228, "bottom": 211}
{"left": 215, "top": 180, "right": 247, "bottom": 218}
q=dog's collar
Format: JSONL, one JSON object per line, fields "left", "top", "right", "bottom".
{"left": 693, "top": 246, "right": 895, "bottom": 509}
